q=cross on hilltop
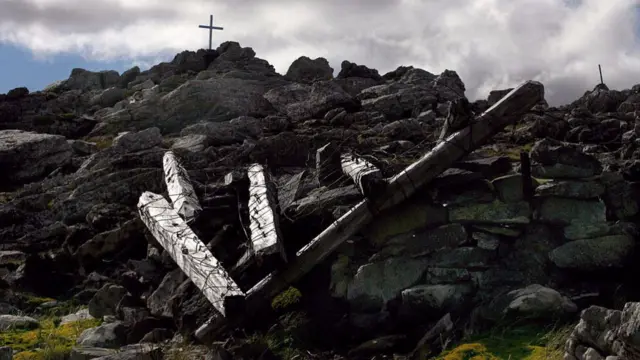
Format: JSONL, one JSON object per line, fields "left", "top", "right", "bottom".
{"left": 199, "top": 14, "right": 224, "bottom": 50}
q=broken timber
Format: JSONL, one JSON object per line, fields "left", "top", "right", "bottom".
{"left": 234, "top": 164, "right": 287, "bottom": 272}
{"left": 341, "top": 153, "right": 386, "bottom": 198}
{"left": 137, "top": 191, "right": 245, "bottom": 319}
{"left": 163, "top": 151, "right": 202, "bottom": 223}
{"left": 196, "top": 80, "right": 545, "bottom": 340}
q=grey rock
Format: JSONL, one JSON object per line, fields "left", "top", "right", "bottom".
{"left": 0, "top": 130, "right": 73, "bottom": 185}
{"left": 88, "top": 284, "right": 129, "bottom": 318}
{"left": 347, "top": 257, "right": 429, "bottom": 311}
{"left": 371, "top": 224, "right": 468, "bottom": 261}
{"left": 91, "top": 87, "right": 126, "bottom": 108}
{"left": 0, "top": 314, "right": 39, "bottom": 331}
{"left": 62, "top": 68, "right": 121, "bottom": 91}
{"left": 70, "top": 139, "right": 99, "bottom": 155}
{"left": 76, "top": 219, "right": 144, "bottom": 266}
{"left": 491, "top": 174, "right": 535, "bottom": 203}
{"left": 483, "top": 284, "right": 576, "bottom": 322}
{"left": 427, "top": 247, "right": 496, "bottom": 269}
{"left": 365, "top": 201, "right": 448, "bottom": 247}
{"left": 473, "top": 231, "right": 501, "bottom": 250}
{"left": 70, "top": 346, "right": 116, "bottom": 360}
{"left": 180, "top": 116, "right": 263, "bottom": 146}
{"left": 549, "top": 235, "right": 635, "bottom": 270}
{"left": 400, "top": 284, "right": 475, "bottom": 316}
{"left": 264, "top": 80, "right": 357, "bottom": 122}
{"left": 112, "top": 127, "right": 162, "bottom": 153}
{"left": 171, "top": 134, "right": 208, "bottom": 153}
{"left": 285, "top": 56, "right": 333, "bottom": 83}
{"left": 535, "top": 180, "right": 605, "bottom": 199}
{"left": 449, "top": 200, "right": 531, "bottom": 224}
{"left": 0, "top": 347, "right": 11, "bottom": 360}
{"left": 61, "top": 308, "right": 94, "bottom": 325}
{"left": 147, "top": 269, "right": 186, "bottom": 318}
{"left": 536, "top": 197, "right": 606, "bottom": 225}
{"left": 530, "top": 138, "right": 602, "bottom": 179}
{"left": 0, "top": 250, "right": 26, "bottom": 265}
{"left": 76, "top": 321, "right": 127, "bottom": 348}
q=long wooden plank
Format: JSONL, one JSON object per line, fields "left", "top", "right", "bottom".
{"left": 245, "top": 164, "right": 286, "bottom": 263}
{"left": 137, "top": 191, "right": 245, "bottom": 318}
{"left": 341, "top": 153, "right": 386, "bottom": 197}
{"left": 196, "top": 80, "right": 544, "bottom": 339}
{"left": 163, "top": 151, "right": 202, "bottom": 223}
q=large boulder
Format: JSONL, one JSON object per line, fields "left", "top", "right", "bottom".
{"left": 264, "top": 81, "right": 359, "bottom": 122}
{"left": 285, "top": 56, "right": 334, "bottom": 83}
{"left": 0, "top": 130, "right": 72, "bottom": 187}
{"left": 60, "top": 68, "right": 121, "bottom": 92}
{"left": 530, "top": 138, "right": 603, "bottom": 178}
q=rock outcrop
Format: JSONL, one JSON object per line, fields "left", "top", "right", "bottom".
{"left": 3, "top": 41, "right": 640, "bottom": 359}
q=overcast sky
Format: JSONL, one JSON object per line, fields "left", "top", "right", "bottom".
{"left": 1, "top": 0, "right": 639, "bottom": 106}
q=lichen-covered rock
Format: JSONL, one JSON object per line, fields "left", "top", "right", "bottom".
{"left": 346, "top": 257, "right": 430, "bottom": 311}
{"left": 536, "top": 197, "right": 606, "bottom": 225}
{"left": 0, "top": 314, "right": 39, "bottom": 331}
{"left": 364, "top": 201, "right": 448, "bottom": 247}
{"left": 449, "top": 200, "right": 531, "bottom": 224}
{"left": 549, "top": 235, "right": 635, "bottom": 270}
{"left": 481, "top": 284, "right": 577, "bottom": 323}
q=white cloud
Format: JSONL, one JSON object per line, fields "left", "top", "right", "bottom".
{"left": 1, "top": 0, "right": 639, "bottom": 105}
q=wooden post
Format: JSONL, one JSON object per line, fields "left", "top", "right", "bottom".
{"left": 341, "top": 153, "right": 386, "bottom": 198}
{"left": 163, "top": 151, "right": 202, "bottom": 223}
{"left": 520, "top": 151, "right": 534, "bottom": 202}
{"left": 234, "top": 164, "right": 287, "bottom": 272}
{"left": 316, "top": 142, "right": 342, "bottom": 187}
{"left": 137, "top": 191, "right": 245, "bottom": 318}
{"left": 196, "top": 80, "right": 545, "bottom": 339}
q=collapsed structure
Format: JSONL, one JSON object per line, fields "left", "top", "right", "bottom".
{"left": 136, "top": 81, "right": 544, "bottom": 339}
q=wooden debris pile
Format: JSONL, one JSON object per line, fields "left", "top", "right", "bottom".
{"left": 136, "top": 80, "right": 545, "bottom": 341}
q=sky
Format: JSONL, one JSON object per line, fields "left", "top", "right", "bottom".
{"left": 1, "top": 0, "right": 640, "bottom": 106}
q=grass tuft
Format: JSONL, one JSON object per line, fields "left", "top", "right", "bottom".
{"left": 436, "top": 323, "right": 573, "bottom": 360}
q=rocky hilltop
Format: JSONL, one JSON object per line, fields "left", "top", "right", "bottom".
{"left": 2, "top": 41, "right": 640, "bottom": 359}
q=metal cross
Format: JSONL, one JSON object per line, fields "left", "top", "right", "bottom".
{"left": 198, "top": 14, "right": 224, "bottom": 50}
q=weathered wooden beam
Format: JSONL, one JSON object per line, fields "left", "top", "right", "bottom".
{"left": 341, "top": 153, "right": 386, "bottom": 198}
{"left": 137, "top": 191, "right": 245, "bottom": 318}
{"left": 316, "top": 141, "right": 342, "bottom": 187}
{"left": 246, "top": 80, "right": 544, "bottom": 301}
{"left": 163, "top": 151, "right": 202, "bottom": 223}
{"left": 196, "top": 80, "right": 544, "bottom": 340}
{"left": 520, "top": 151, "right": 534, "bottom": 202}
{"left": 235, "top": 164, "right": 286, "bottom": 272}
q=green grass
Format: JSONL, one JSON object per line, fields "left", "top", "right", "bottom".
{"left": 84, "top": 136, "right": 114, "bottom": 150}
{"left": 1, "top": 296, "right": 101, "bottom": 360}
{"left": 435, "top": 323, "right": 573, "bottom": 360}
{"left": 3, "top": 316, "right": 102, "bottom": 360}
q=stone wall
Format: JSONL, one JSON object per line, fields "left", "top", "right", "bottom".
{"left": 329, "top": 138, "right": 639, "bottom": 338}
